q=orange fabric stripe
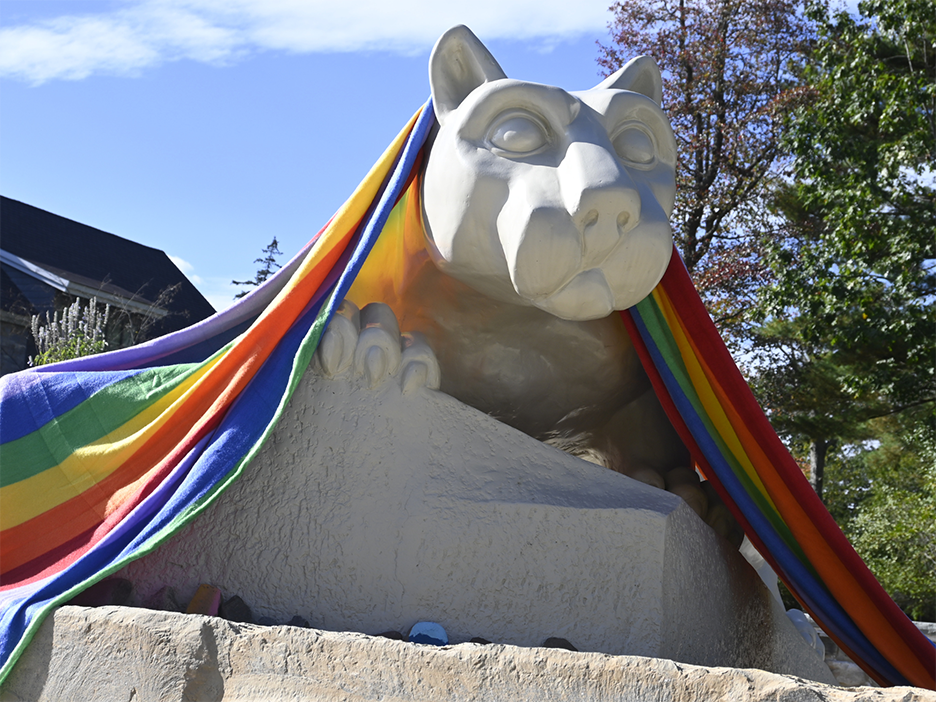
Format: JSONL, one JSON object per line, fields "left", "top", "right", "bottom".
{"left": 1, "top": 455, "right": 154, "bottom": 575}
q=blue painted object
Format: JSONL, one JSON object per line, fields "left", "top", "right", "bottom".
{"left": 408, "top": 621, "right": 448, "bottom": 646}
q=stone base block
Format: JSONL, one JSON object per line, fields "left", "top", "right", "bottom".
{"left": 4, "top": 607, "right": 932, "bottom": 702}
{"left": 118, "top": 366, "right": 833, "bottom": 682}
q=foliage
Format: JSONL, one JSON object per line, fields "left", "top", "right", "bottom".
{"left": 825, "top": 409, "right": 935, "bottom": 520}
{"left": 232, "top": 237, "right": 283, "bottom": 299}
{"left": 758, "top": 0, "right": 935, "bottom": 416}
{"left": 823, "top": 409, "right": 936, "bottom": 620}
{"left": 851, "top": 486, "right": 936, "bottom": 621}
{"left": 744, "top": 184, "right": 885, "bottom": 495}
{"left": 744, "top": 313, "right": 877, "bottom": 444}
{"left": 742, "top": 0, "right": 935, "bottom": 617}
{"left": 598, "top": 0, "right": 811, "bottom": 341}
{"left": 29, "top": 297, "right": 110, "bottom": 366}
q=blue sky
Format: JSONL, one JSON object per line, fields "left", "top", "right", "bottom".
{"left": 1, "top": 0, "right": 618, "bottom": 311}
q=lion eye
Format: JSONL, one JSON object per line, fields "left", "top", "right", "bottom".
{"left": 612, "top": 125, "right": 655, "bottom": 166}
{"left": 488, "top": 115, "right": 548, "bottom": 154}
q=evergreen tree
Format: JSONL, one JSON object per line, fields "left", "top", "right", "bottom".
{"left": 232, "top": 238, "right": 283, "bottom": 299}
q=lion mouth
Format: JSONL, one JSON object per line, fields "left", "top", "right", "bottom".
{"left": 532, "top": 268, "right": 615, "bottom": 321}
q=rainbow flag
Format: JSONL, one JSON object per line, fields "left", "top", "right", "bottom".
{"left": 1, "top": 100, "right": 932, "bottom": 689}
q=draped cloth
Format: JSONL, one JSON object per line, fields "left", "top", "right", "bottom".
{"left": 1, "top": 100, "right": 932, "bottom": 689}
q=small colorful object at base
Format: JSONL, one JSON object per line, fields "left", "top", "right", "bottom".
{"left": 186, "top": 584, "right": 221, "bottom": 616}
{"left": 408, "top": 621, "right": 448, "bottom": 646}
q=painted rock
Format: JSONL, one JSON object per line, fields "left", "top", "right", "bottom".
{"left": 408, "top": 621, "right": 448, "bottom": 646}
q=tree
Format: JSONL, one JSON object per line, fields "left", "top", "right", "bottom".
{"left": 750, "top": 0, "right": 935, "bottom": 501}
{"left": 769, "top": 0, "right": 934, "bottom": 403}
{"left": 823, "top": 409, "right": 936, "bottom": 620}
{"left": 743, "top": 0, "right": 935, "bottom": 618}
{"left": 598, "top": 0, "right": 810, "bottom": 342}
{"left": 232, "top": 238, "right": 283, "bottom": 299}
{"left": 745, "top": 185, "right": 893, "bottom": 497}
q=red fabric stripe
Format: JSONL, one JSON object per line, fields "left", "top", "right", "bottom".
{"left": 0, "top": 524, "right": 98, "bottom": 590}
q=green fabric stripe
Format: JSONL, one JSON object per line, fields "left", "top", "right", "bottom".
{"left": 71, "top": 300, "right": 335, "bottom": 602}
{"left": 1, "top": 361, "right": 206, "bottom": 487}
{"left": 634, "top": 294, "right": 814, "bottom": 571}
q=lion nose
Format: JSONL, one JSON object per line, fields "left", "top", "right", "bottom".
{"left": 559, "top": 141, "right": 641, "bottom": 264}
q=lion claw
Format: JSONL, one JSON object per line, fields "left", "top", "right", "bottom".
{"left": 401, "top": 332, "right": 441, "bottom": 393}
{"left": 316, "top": 300, "right": 440, "bottom": 393}
{"left": 318, "top": 301, "right": 360, "bottom": 378}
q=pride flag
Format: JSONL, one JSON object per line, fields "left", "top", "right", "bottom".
{"left": 1, "top": 100, "right": 932, "bottom": 689}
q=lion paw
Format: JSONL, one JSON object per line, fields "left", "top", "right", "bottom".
{"left": 316, "top": 300, "right": 441, "bottom": 393}
{"left": 624, "top": 464, "right": 743, "bottom": 548}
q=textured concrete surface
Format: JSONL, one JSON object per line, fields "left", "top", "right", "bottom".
{"left": 2, "top": 606, "right": 933, "bottom": 702}
{"left": 118, "top": 361, "right": 833, "bottom": 682}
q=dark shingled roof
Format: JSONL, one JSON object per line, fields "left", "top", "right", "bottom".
{"left": 0, "top": 195, "right": 215, "bottom": 337}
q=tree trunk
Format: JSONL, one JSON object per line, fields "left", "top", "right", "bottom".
{"left": 809, "top": 438, "right": 828, "bottom": 502}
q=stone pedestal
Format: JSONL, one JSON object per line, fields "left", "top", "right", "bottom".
{"left": 119, "top": 364, "right": 833, "bottom": 682}
{"left": 6, "top": 607, "right": 932, "bottom": 702}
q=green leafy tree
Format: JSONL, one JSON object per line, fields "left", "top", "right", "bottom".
{"left": 29, "top": 297, "right": 110, "bottom": 366}
{"left": 746, "top": 0, "right": 934, "bottom": 617}
{"left": 824, "top": 410, "right": 936, "bottom": 620}
{"left": 768, "top": 0, "right": 934, "bottom": 405}
{"left": 751, "top": 0, "right": 935, "bottom": 498}
{"left": 746, "top": 185, "right": 897, "bottom": 497}
{"left": 232, "top": 237, "right": 283, "bottom": 299}
{"left": 851, "top": 486, "right": 936, "bottom": 621}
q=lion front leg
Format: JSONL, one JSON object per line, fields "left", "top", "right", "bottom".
{"left": 316, "top": 300, "right": 441, "bottom": 394}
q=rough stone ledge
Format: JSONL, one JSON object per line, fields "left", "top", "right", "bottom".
{"left": 2, "top": 606, "right": 933, "bottom": 702}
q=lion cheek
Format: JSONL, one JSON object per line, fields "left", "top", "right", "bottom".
{"left": 498, "top": 203, "right": 583, "bottom": 302}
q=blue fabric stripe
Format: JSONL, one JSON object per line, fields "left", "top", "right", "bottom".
{"left": 0, "top": 369, "right": 145, "bottom": 444}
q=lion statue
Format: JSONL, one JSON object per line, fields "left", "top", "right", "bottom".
{"left": 118, "top": 26, "right": 831, "bottom": 682}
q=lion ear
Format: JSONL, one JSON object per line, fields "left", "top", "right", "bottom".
{"left": 593, "top": 56, "right": 663, "bottom": 105}
{"left": 430, "top": 25, "right": 507, "bottom": 123}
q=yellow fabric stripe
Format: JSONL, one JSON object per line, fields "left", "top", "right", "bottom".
{"left": 348, "top": 181, "right": 431, "bottom": 310}
{"left": 0, "top": 353, "right": 223, "bottom": 530}
{"left": 652, "top": 286, "right": 776, "bottom": 509}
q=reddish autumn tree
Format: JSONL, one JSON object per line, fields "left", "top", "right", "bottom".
{"left": 598, "top": 0, "right": 810, "bottom": 341}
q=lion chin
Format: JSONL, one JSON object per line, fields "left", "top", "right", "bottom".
{"left": 534, "top": 269, "right": 614, "bottom": 321}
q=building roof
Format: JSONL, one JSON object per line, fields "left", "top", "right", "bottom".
{"left": 0, "top": 195, "right": 215, "bottom": 337}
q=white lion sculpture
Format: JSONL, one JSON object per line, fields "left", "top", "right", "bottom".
{"left": 327, "top": 26, "right": 726, "bottom": 528}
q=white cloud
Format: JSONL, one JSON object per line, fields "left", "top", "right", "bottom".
{"left": 168, "top": 253, "right": 193, "bottom": 273}
{"left": 168, "top": 254, "right": 204, "bottom": 284}
{"left": 0, "top": 0, "right": 609, "bottom": 84}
